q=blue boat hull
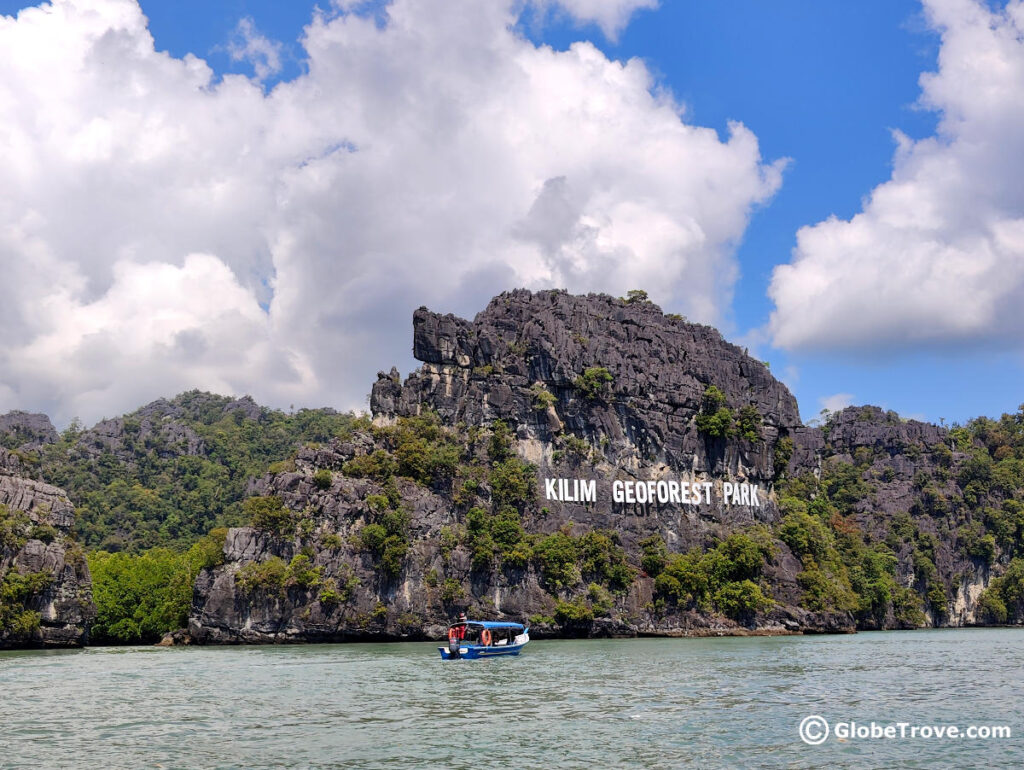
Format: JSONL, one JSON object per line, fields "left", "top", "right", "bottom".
{"left": 438, "top": 641, "right": 526, "bottom": 660}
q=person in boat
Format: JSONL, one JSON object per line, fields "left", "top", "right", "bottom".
{"left": 449, "top": 612, "right": 468, "bottom": 643}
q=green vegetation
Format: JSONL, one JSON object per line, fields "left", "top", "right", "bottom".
{"left": 356, "top": 506, "right": 411, "bottom": 577}
{"left": 623, "top": 289, "right": 649, "bottom": 304}
{"left": 88, "top": 528, "right": 227, "bottom": 643}
{"left": 530, "top": 383, "right": 558, "bottom": 411}
{"left": 653, "top": 529, "right": 776, "bottom": 621}
{"left": 533, "top": 526, "right": 634, "bottom": 591}
{"left": 977, "top": 558, "right": 1024, "bottom": 623}
{"left": 694, "top": 385, "right": 733, "bottom": 438}
{"left": 27, "top": 391, "right": 363, "bottom": 552}
{"left": 0, "top": 504, "right": 32, "bottom": 550}
{"left": 312, "top": 469, "right": 333, "bottom": 490}
{"left": 0, "top": 568, "right": 51, "bottom": 638}
{"left": 318, "top": 566, "right": 360, "bottom": 606}
{"left": 573, "top": 367, "right": 613, "bottom": 401}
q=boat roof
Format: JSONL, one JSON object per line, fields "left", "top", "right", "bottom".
{"left": 450, "top": 620, "right": 525, "bottom": 631}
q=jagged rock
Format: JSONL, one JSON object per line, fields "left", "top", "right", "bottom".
{"left": 183, "top": 292, "right": 1023, "bottom": 642}
{"left": 0, "top": 448, "right": 94, "bottom": 648}
{"left": 189, "top": 291, "right": 863, "bottom": 643}
{"left": 0, "top": 411, "right": 58, "bottom": 451}
{"left": 373, "top": 290, "right": 800, "bottom": 480}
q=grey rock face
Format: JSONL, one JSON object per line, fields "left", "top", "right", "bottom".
{"left": 0, "top": 411, "right": 58, "bottom": 451}
{"left": 191, "top": 291, "right": 850, "bottom": 643}
{"left": 190, "top": 291, "right": 1005, "bottom": 642}
{"left": 373, "top": 290, "right": 800, "bottom": 480}
{"left": 0, "top": 448, "right": 94, "bottom": 648}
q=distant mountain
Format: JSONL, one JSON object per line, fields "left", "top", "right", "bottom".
{"left": 0, "top": 393, "right": 360, "bottom": 552}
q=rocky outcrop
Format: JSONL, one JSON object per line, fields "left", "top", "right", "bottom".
{"left": 167, "top": 292, "right": 1024, "bottom": 642}
{"left": 190, "top": 291, "right": 858, "bottom": 643}
{"left": 0, "top": 411, "right": 58, "bottom": 451}
{"left": 373, "top": 290, "right": 800, "bottom": 480}
{"left": 0, "top": 448, "right": 94, "bottom": 648}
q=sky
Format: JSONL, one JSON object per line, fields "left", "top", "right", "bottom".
{"left": 1, "top": 0, "right": 1022, "bottom": 429}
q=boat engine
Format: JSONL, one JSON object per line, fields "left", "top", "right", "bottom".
{"left": 447, "top": 638, "right": 461, "bottom": 659}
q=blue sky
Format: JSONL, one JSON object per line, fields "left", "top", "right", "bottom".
{"left": 1, "top": 0, "right": 1021, "bottom": 427}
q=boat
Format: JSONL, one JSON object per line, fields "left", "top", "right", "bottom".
{"left": 439, "top": 619, "right": 529, "bottom": 660}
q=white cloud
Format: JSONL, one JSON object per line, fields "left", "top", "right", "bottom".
{"left": 0, "top": 0, "right": 780, "bottom": 426}
{"left": 226, "top": 17, "right": 283, "bottom": 81}
{"left": 537, "top": 0, "right": 659, "bottom": 40}
{"left": 769, "top": 0, "right": 1024, "bottom": 353}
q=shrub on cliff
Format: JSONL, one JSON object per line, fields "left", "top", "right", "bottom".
{"left": 235, "top": 557, "right": 287, "bottom": 595}
{"left": 0, "top": 504, "right": 31, "bottom": 550}
{"left": 244, "top": 495, "right": 293, "bottom": 536}
{"left": 695, "top": 385, "right": 734, "bottom": 438}
{"left": 0, "top": 569, "right": 51, "bottom": 638}
{"left": 573, "top": 367, "right": 613, "bottom": 401}
{"left": 357, "top": 507, "right": 411, "bottom": 576}
{"left": 655, "top": 530, "right": 775, "bottom": 616}
{"left": 534, "top": 530, "right": 580, "bottom": 588}
{"left": 714, "top": 580, "right": 774, "bottom": 621}
{"left": 312, "top": 469, "right": 333, "bottom": 490}
{"left": 977, "top": 558, "right": 1024, "bottom": 623}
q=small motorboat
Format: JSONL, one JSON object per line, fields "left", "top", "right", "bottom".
{"left": 439, "top": 620, "right": 529, "bottom": 660}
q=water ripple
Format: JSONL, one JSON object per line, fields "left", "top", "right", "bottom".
{"left": 2, "top": 629, "right": 1024, "bottom": 767}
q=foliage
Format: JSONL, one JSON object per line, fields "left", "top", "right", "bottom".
{"left": 530, "top": 383, "right": 557, "bottom": 411}
{"left": 245, "top": 495, "right": 293, "bottom": 536}
{"left": 29, "top": 391, "right": 362, "bottom": 552}
{"left": 357, "top": 506, "right": 411, "bottom": 576}
{"left": 88, "top": 528, "right": 228, "bottom": 643}
{"left": 312, "top": 469, "right": 333, "bottom": 491}
{"left": 554, "top": 596, "right": 594, "bottom": 623}
{"left": 695, "top": 385, "right": 733, "bottom": 438}
{"left": 977, "top": 558, "right": 1024, "bottom": 623}
{"left": 487, "top": 420, "right": 513, "bottom": 462}
{"left": 0, "top": 504, "right": 31, "bottom": 550}
{"left": 736, "top": 405, "right": 763, "bottom": 442}
{"left": 533, "top": 530, "right": 581, "bottom": 588}
{"left": 0, "top": 568, "right": 51, "bottom": 637}
{"left": 654, "top": 529, "right": 776, "bottom": 619}
{"left": 235, "top": 556, "right": 288, "bottom": 595}
{"left": 318, "top": 566, "right": 360, "bottom": 606}
{"left": 623, "top": 289, "right": 649, "bottom": 304}
{"left": 639, "top": 534, "right": 668, "bottom": 577}
{"left": 489, "top": 458, "right": 536, "bottom": 510}
{"left": 573, "top": 367, "right": 613, "bottom": 401}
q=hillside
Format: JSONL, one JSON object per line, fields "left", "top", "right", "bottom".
{"left": 0, "top": 395, "right": 360, "bottom": 552}
{"left": 4, "top": 289, "right": 1024, "bottom": 647}
{"left": 188, "top": 290, "right": 1024, "bottom": 642}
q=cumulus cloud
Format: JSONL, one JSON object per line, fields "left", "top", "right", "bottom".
{"left": 769, "top": 0, "right": 1024, "bottom": 353}
{"left": 0, "top": 0, "right": 780, "bottom": 425}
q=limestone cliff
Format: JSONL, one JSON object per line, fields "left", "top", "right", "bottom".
{"left": 173, "top": 291, "right": 1024, "bottom": 641}
{"left": 0, "top": 448, "right": 94, "bottom": 648}
{"left": 188, "top": 290, "right": 858, "bottom": 642}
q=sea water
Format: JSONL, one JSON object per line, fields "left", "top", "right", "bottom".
{"left": 2, "top": 629, "right": 1022, "bottom": 768}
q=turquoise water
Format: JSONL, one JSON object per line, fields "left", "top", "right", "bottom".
{"left": 2, "top": 629, "right": 1023, "bottom": 768}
